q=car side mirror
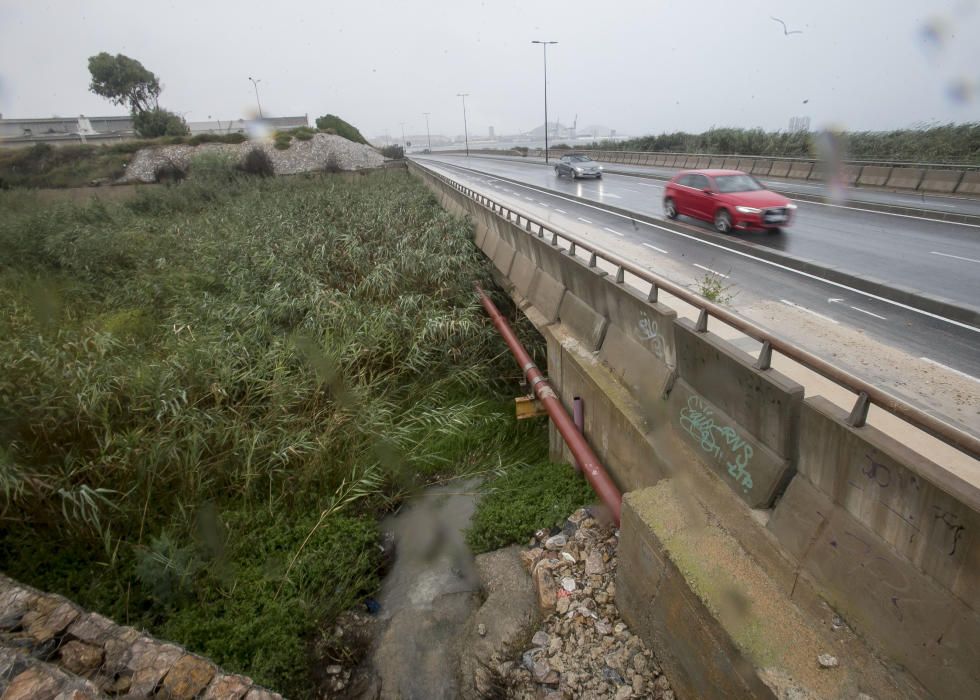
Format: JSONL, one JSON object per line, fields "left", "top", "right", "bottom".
{"left": 703, "top": 188, "right": 714, "bottom": 195}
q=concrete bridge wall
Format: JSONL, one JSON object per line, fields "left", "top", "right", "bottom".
{"left": 411, "top": 161, "right": 980, "bottom": 699}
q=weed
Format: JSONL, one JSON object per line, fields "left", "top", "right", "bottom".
{"left": 240, "top": 147, "right": 275, "bottom": 177}
{"left": 694, "top": 270, "right": 736, "bottom": 305}
{"left": 466, "top": 459, "right": 595, "bottom": 554}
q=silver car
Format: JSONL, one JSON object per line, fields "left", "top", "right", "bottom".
{"left": 554, "top": 154, "right": 603, "bottom": 179}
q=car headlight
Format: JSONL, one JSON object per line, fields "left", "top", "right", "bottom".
{"left": 575, "top": 167, "right": 584, "bottom": 172}
{"left": 597, "top": 165, "right": 603, "bottom": 170}
{"left": 786, "top": 203, "right": 797, "bottom": 209}
{"left": 736, "top": 206, "right": 761, "bottom": 214}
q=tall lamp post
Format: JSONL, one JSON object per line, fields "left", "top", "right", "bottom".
{"left": 457, "top": 93, "right": 470, "bottom": 157}
{"left": 248, "top": 76, "right": 263, "bottom": 119}
{"left": 400, "top": 122, "right": 406, "bottom": 148}
{"left": 531, "top": 40, "right": 557, "bottom": 163}
{"left": 423, "top": 112, "right": 432, "bottom": 151}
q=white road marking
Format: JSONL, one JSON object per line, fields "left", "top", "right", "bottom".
{"left": 604, "top": 227, "right": 625, "bottom": 237}
{"left": 577, "top": 217, "right": 593, "bottom": 224}
{"left": 555, "top": 208, "right": 567, "bottom": 214}
{"left": 931, "top": 251, "right": 980, "bottom": 264}
{"left": 780, "top": 299, "right": 839, "bottom": 324}
{"left": 693, "top": 264, "right": 729, "bottom": 278}
{"left": 849, "top": 306, "right": 888, "bottom": 320}
{"left": 643, "top": 243, "right": 669, "bottom": 254}
{"left": 538, "top": 202, "right": 550, "bottom": 208}
{"left": 919, "top": 357, "right": 980, "bottom": 384}
{"left": 600, "top": 193, "right": 622, "bottom": 199}
{"left": 525, "top": 196, "right": 535, "bottom": 201}
{"left": 421, "top": 159, "right": 980, "bottom": 333}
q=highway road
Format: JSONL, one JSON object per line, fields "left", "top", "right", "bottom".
{"left": 414, "top": 154, "right": 980, "bottom": 437}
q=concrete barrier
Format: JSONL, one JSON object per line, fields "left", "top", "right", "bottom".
{"left": 722, "top": 158, "right": 739, "bottom": 170}
{"left": 956, "top": 171, "right": 980, "bottom": 195}
{"left": 920, "top": 169, "right": 964, "bottom": 193}
{"left": 787, "top": 162, "right": 812, "bottom": 180}
{"left": 768, "top": 161, "right": 792, "bottom": 178}
{"left": 708, "top": 158, "right": 725, "bottom": 169}
{"left": 409, "top": 161, "right": 980, "bottom": 700}
{"left": 857, "top": 165, "right": 892, "bottom": 187}
{"left": 683, "top": 156, "right": 699, "bottom": 168}
{"left": 885, "top": 167, "right": 925, "bottom": 190}
{"left": 653, "top": 154, "right": 667, "bottom": 166}
{"left": 750, "top": 159, "right": 772, "bottom": 176}
{"left": 695, "top": 156, "right": 711, "bottom": 169}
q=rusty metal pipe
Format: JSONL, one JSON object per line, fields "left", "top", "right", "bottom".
{"left": 475, "top": 284, "right": 622, "bottom": 524}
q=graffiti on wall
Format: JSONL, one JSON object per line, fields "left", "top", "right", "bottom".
{"left": 680, "top": 394, "right": 754, "bottom": 493}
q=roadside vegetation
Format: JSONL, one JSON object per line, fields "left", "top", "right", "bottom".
{"left": 0, "top": 164, "right": 554, "bottom": 696}
{"left": 579, "top": 122, "right": 980, "bottom": 163}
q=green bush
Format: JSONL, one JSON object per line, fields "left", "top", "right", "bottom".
{"left": 466, "top": 460, "right": 595, "bottom": 554}
{"left": 273, "top": 131, "right": 293, "bottom": 150}
{"left": 133, "top": 108, "right": 190, "bottom": 138}
{"left": 188, "top": 132, "right": 248, "bottom": 146}
{"left": 380, "top": 145, "right": 404, "bottom": 160}
{"left": 292, "top": 127, "right": 316, "bottom": 141}
{"left": 314, "top": 114, "right": 368, "bottom": 144}
{"left": 240, "top": 147, "right": 275, "bottom": 177}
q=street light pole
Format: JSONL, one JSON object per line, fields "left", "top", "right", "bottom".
{"left": 531, "top": 40, "right": 558, "bottom": 164}
{"left": 423, "top": 112, "right": 431, "bottom": 151}
{"left": 457, "top": 94, "right": 470, "bottom": 157}
{"left": 400, "top": 122, "right": 406, "bottom": 148}
{"left": 248, "top": 76, "right": 263, "bottom": 119}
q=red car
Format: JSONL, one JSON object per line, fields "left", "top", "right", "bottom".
{"left": 663, "top": 169, "right": 796, "bottom": 233}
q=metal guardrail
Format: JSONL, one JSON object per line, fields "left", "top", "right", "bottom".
{"left": 412, "top": 159, "right": 980, "bottom": 461}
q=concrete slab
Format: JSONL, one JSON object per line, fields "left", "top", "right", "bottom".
{"left": 708, "top": 158, "right": 725, "bottom": 169}
{"left": 489, "top": 239, "right": 516, "bottom": 277}
{"left": 526, "top": 269, "right": 565, "bottom": 324}
{"left": 750, "top": 159, "right": 772, "bottom": 176}
{"left": 695, "top": 157, "right": 711, "bottom": 169}
{"left": 857, "top": 165, "right": 891, "bottom": 187}
{"left": 788, "top": 162, "right": 813, "bottom": 180}
{"left": 673, "top": 319, "right": 804, "bottom": 460}
{"left": 919, "top": 169, "right": 963, "bottom": 193}
{"left": 598, "top": 323, "right": 672, "bottom": 407}
{"left": 797, "top": 397, "right": 980, "bottom": 607}
{"left": 769, "top": 161, "right": 792, "bottom": 178}
{"left": 557, "top": 290, "right": 608, "bottom": 352}
{"left": 508, "top": 253, "right": 537, "bottom": 300}
{"left": 885, "top": 167, "right": 925, "bottom": 190}
{"left": 956, "top": 171, "right": 980, "bottom": 195}
{"left": 668, "top": 379, "right": 791, "bottom": 508}
{"left": 722, "top": 158, "right": 739, "bottom": 170}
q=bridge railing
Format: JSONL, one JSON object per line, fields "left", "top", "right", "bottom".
{"left": 411, "top": 158, "right": 980, "bottom": 464}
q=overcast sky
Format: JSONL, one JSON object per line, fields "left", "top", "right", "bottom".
{"left": 1, "top": 0, "right": 978, "bottom": 139}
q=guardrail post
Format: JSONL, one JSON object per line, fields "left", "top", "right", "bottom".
{"left": 647, "top": 283, "right": 658, "bottom": 303}
{"left": 569, "top": 242, "right": 577, "bottom": 256}
{"left": 755, "top": 340, "right": 773, "bottom": 370}
{"left": 616, "top": 266, "right": 625, "bottom": 284}
{"left": 695, "top": 309, "right": 709, "bottom": 332}
{"left": 588, "top": 252, "right": 598, "bottom": 268}
{"left": 526, "top": 220, "right": 532, "bottom": 232}
{"left": 847, "top": 391, "right": 871, "bottom": 427}
{"left": 551, "top": 231, "right": 559, "bottom": 246}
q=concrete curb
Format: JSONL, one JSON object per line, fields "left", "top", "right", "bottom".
{"left": 421, "top": 158, "right": 980, "bottom": 329}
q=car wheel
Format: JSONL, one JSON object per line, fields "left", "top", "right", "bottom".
{"left": 596, "top": 174, "right": 602, "bottom": 179}
{"left": 714, "top": 209, "right": 733, "bottom": 233}
{"left": 664, "top": 198, "right": 678, "bottom": 219}
{"left": 767, "top": 227, "right": 782, "bottom": 234}
{"left": 555, "top": 167, "right": 561, "bottom": 177}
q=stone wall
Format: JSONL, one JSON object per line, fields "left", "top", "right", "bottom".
{"left": 0, "top": 575, "right": 282, "bottom": 700}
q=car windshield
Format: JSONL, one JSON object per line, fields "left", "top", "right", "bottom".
{"left": 569, "top": 155, "right": 592, "bottom": 162}
{"left": 713, "top": 174, "right": 764, "bottom": 193}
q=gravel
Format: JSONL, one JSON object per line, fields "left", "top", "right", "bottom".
{"left": 118, "top": 133, "right": 386, "bottom": 183}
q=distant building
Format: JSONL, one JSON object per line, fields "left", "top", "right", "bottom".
{"left": 0, "top": 115, "right": 134, "bottom": 147}
{"left": 1, "top": 114, "right": 309, "bottom": 148}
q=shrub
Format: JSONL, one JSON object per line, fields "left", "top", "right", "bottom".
{"left": 292, "top": 127, "right": 316, "bottom": 141}
{"left": 273, "top": 132, "right": 293, "bottom": 150}
{"left": 314, "top": 115, "right": 368, "bottom": 144}
{"left": 380, "top": 145, "right": 404, "bottom": 160}
{"left": 133, "top": 108, "right": 190, "bottom": 138}
{"left": 323, "top": 153, "right": 341, "bottom": 173}
{"left": 153, "top": 160, "right": 187, "bottom": 183}
{"left": 190, "top": 152, "right": 240, "bottom": 183}
{"left": 189, "top": 132, "right": 248, "bottom": 146}
{"left": 240, "top": 147, "right": 275, "bottom": 177}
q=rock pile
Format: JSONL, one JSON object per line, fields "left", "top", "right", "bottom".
{"left": 0, "top": 575, "right": 281, "bottom": 700}
{"left": 501, "top": 508, "right": 675, "bottom": 700}
{"left": 119, "top": 133, "right": 387, "bottom": 183}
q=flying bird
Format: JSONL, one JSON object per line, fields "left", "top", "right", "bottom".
{"left": 770, "top": 16, "right": 803, "bottom": 35}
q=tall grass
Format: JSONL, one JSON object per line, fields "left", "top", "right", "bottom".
{"left": 0, "top": 168, "right": 545, "bottom": 696}
{"left": 585, "top": 122, "right": 980, "bottom": 163}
